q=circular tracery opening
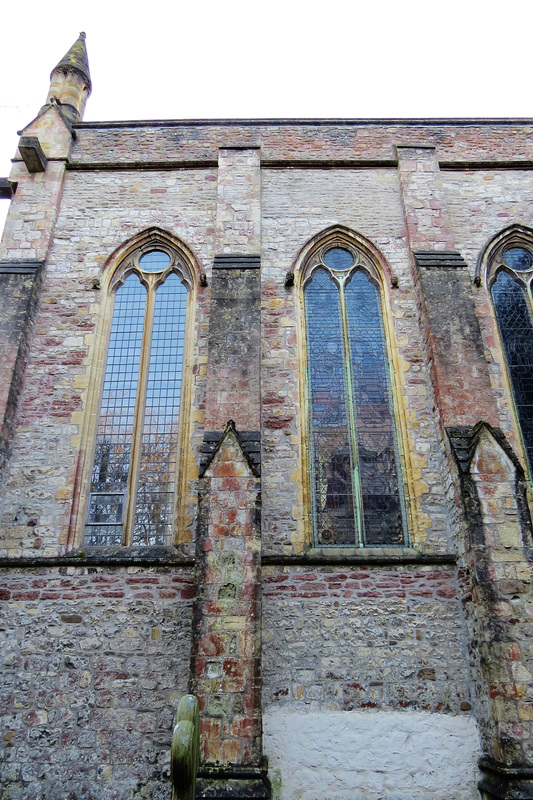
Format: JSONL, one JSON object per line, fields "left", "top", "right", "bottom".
{"left": 323, "top": 247, "right": 354, "bottom": 271}
{"left": 139, "top": 250, "right": 171, "bottom": 272}
{"left": 503, "top": 247, "right": 533, "bottom": 272}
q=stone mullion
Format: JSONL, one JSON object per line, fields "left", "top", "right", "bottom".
{"left": 337, "top": 276, "right": 364, "bottom": 547}
{"left": 121, "top": 276, "right": 156, "bottom": 546}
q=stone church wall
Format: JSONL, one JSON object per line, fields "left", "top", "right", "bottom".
{"left": 70, "top": 122, "right": 533, "bottom": 165}
{"left": 0, "top": 168, "right": 216, "bottom": 557}
{"left": 2, "top": 56, "right": 533, "bottom": 796}
{"left": 442, "top": 169, "right": 533, "bottom": 456}
{"left": 261, "top": 563, "right": 480, "bottom": 798}
{"left": 1, "top": 565, "right": 193, "bottom": 799}
{"left": 260, "top": 167, "right": 453, "bottom": 554}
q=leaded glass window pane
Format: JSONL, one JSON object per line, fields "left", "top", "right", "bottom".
{"left": 503, "top": 248, "right": 533, "bottom": 272}
{"left": 133, "top": 275, "right": 187, "bottom": 546}
{"left": 345, "top": 272, "right": 404, "bottom": 545}
{"left": 139, "top": 250, "right": 171, "bottom": 272}
{"left": 306, "top": 269, "right": 355, "bottom": 545}
{"left": 492, "top": 270, "right": 533, "bottom": 471}
{"left": 323, "top": 247, "right": 354, "bottom": 271}
{"left": 86, "top": 274, "right": 146, "bottom": 545}
{"left": 85, "top": 259, "right": 188, "bottom": 548}
{"left": 305, "top": 260, "right": 406, "bottom": 548}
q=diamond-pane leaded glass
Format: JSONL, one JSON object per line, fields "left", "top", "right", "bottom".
{"left": 133, "top": 274, "right": 187, "bottom": 546}
{"left": 139, "top": 250, "right": 171, "bottom": 272}
{"left": 345, "top": 272, "right": 404, "bottom": 545}
{"left": 492, "top": 271, "right": 533, "bottom": 471}
{"left": 86, "top": 274, "right": 147, "bottom": 545}
{"left": 306, "top": 269, "right": 355, "bottom": 545}
{"left": 503, "top": 248, "right": 533, "bottom": 272}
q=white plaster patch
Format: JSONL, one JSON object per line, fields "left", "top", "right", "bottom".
{"left": 263, "top": 709, "right": 481, "bottom": 800}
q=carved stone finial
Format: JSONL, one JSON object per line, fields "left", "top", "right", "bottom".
{"left": 51, "top": 31, "right": 92, "bottom": 90}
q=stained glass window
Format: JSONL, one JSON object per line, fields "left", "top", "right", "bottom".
{"left": 305, "top": 247, "right": 405, "bottom": 547}
{"left": 133, "top": 275, "right": 187, "bottom": 545}
{"left": 492, "top": 258, "right": 533, "bottom": 473}
{"left": 85, "top": 250, "right": 189, "bottom": 546}
{"left": 503, "top": 248, "right": 533, "bottom": 272}
{"left": 323, "top": 247, "right": 354, "bottom": 271}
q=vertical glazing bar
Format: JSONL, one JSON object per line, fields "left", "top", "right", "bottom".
{"left": 305, "top": 269, "right": 355, "bottom": 545}
{"left": 338, "top": 279, "right": 364, "bottom": 547}
{"left": 85, "top": 274, "right": 147, "bottom": 546}
{"left": 133, "top": 274, "right": 187, "bottom": 546}
{"left": 122, "top": 275, "right": 156, "bottom": 545}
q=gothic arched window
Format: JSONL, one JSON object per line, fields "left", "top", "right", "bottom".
{"left": 489, "top": 242, "right": 533, "bottom": 474}
{"left": 84, "top": 247, "right": 193, "bottom": 547}
{"left": 303, "top": 244, "right": 406, "bottom": 547}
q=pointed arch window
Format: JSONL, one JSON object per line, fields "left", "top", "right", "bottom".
{"left": 489, "top": 242, "right": 533, "bottom": 474}
{"left": 303, "top": 244, "right": 406, "bottom": 547}
{"left": 85, "top": 247, "right": 192, "bottom": 547}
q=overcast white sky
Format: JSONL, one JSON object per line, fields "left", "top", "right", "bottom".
{"left": 1, "top": 0, "right": 532, "bottom": 234}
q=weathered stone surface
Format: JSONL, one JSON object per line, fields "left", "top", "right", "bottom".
{"left": 0, "top": 565, "right": 193, "bottom": 798}
{"left": 450, "top": 425, "right": 533, "bottom": 773}
{"left": 204, "top": 266, "right": 260, "bottom": 432}
{"left": 0, "top": 263, "right": 43, "bottom": 485}
{"left": 18, "top": 137, "right": 48, "bottom": 174}
{"left": 262, "top": 564, "right": 472, "bottom": 714}
{"left": 171, "top": 694, "right": 199, "bottom": 800}
{"left": 191, "top": 427, "right": 263, "bottom": 781}
{"left": 4, "top": 35, "right": 533, "bottom": 800}
{"left": 416, "top": 255, "right": 498, "bottom": 428}
{"left": 69, "top": 122, "right": 533, "bottom": 166}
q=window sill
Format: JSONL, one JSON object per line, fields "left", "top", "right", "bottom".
{"left": 0, "top": 546, "right": 194, "bottom": 569}
{"left": 261, "top": 547, "right": 456, "bottom": 566}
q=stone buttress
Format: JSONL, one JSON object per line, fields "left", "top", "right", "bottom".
{"left": 190, "top": 147, "right": 269, "bottom": 798}
{"left": 398, "top": 145, "right": 533, "bottom": 798}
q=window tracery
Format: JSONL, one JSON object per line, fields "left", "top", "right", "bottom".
{"left": 84, "top": 246, "right": 193, "bottom": 547}
{"left": 303, "top": 241, "right": 406, "bottom": 547}
{"left": 488, "top": 239, "right": 533, "bottom": 475}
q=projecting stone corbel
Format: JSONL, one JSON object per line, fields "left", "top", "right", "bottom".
{"left": 0, "top": 178, "right": 16, "bottom": 199}
{"left": 18, "top": 137, "right": 48, "bottom": 173}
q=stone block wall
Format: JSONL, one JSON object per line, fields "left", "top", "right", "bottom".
{"left": 3, "top": 115, "right": 533, "bottom": 799}
{"left": 0, "top": 266, "right": 43, "bottom": 486}
{"left": 442, "top": 169, "right": 533, "bottom": 457}
{"left": 0, "top": 168, "right": 216, "bottom": 557}
{"left": 261, "top": 563, "right": 480, "bottom": 799}
{"left": 0, "top": 564, "right": 194, "bottom": 799}
{"left": 262, "top": 564, "right": 471, "bottom": 714}
{"left": 260, "top": 167, "right": 453, "bottom": 554}
{"left": 69, "top": 122, "right": 533, "bottom": 165}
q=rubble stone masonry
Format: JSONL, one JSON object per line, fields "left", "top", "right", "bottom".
{"left": 2, "top": 100, "right": 533, "bottom": 799}
{"left": 1, "top": 564, "right": 194, "bottom": 799}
